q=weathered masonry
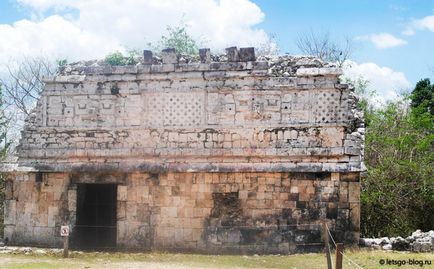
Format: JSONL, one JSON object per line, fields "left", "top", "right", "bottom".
{"left": 3, "top": 47, "right": 364, "bottom": 253}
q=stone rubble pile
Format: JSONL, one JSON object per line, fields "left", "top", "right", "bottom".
{"left": 0, "top": 246, "right": 92, "bottom": 256}
{"left": 360, "top": 230, "right": 434, "bottom": 252}
{"left": 257, "top": 55, "right": 335, "bottom": 77}
{"left": 0, "top": 246, "right": 63, "bottom": 255}
{"left": 57, "top": 47, "right": 337, "bottom": 78}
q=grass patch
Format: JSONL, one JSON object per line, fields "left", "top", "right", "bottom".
{"left": 0, "top": 262, "right": 67, "bottom": 269}
{"left": 0, "top": 250, "right": 433, "bottom": 269}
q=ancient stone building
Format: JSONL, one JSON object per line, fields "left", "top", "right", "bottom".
{"left": 2, "top": 47, "right": 364, "bottom": 253}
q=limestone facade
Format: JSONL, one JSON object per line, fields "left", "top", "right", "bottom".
{"left": 3, "top": 47, "right": 364, "bottom": 253}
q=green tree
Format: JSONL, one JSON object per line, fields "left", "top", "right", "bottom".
{"left": 56, "top": 59, "right": 68, "bottom": 67}
{"left": 361, "top": 96, "right": 434, "bottom": 237}
{"left": 105, "top": 19, "right": 281, "bottom": 64}
{"left": 104, "top": 21, "right": 199, "bottom": 65}
{"left": 410, "top": 78, "right": 434, "bottom": 115}
{"left": 159, "top": 22, "right": 198, "bottom": 55}
{"left": 343, "top": 75, "right": 433, "bottom": 237}
{"left": 105, "top": 51, "right": 138, "bottom": 66}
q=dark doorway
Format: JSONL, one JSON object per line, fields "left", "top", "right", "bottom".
{"left": 74, "top": 184, "right": 117, "bottom": 250}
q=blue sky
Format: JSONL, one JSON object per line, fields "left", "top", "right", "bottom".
{"left": 251, "top": 0, "right": 434, "bottom": 84}
{"left": 0, "top": 0, "right": 433, "bottom": 101}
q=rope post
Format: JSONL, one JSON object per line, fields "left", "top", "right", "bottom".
{"left": 335, "top": 243, "right": 344, "bottom": 269}
{"left": 63, "top": 236, "right": 69, "bottom": 258}
{"left": 60, "top": 225, "right": 69, "bottom": 258}
{"left": 322, "top": 221, "right": 333, "bottom": 269}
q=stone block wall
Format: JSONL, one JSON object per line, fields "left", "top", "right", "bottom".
{"left": 3, "top": 47, "right": 364, "bottom": 252}
{"left": 4, "top": 171, "right": 359, "bottom": 253}
{"left": 3, "top": 172, "right": 70, "bottom": 247}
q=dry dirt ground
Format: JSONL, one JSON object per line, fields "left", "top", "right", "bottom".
{"left": 0, "top": 250, "right": 433, "bottom": 269}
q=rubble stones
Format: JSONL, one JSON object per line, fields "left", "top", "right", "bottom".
{"left": 0, "top": 246, "right": 71, "bottom": 255}
{"left": 360, "top": 230, "right": 434, "bottom": 252}
{"left": 20, "top": 247, "right": 32, "bottom": 254}
{"left": 391, "top": 236, "right": 410, "bottom": 251}
{"left": 34, "top": 249, "right": 47, "bottom": 255}
{"left": 382, "top": 244, "right": 392, "bottom": 250}
{"left": 412, "top": 238, "right": 433, "bottom": 252}
{"left": 57, "top": 48, "right": 337, "bottom": 79}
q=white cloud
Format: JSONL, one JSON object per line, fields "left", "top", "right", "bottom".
{"left": 406, "top": 14, "right": 434, "bottom": 34}
{"left": 356, "top": 33, "right": 407, "bottom": 49}
{"left": 342, "top": 61, "right": 412, "bottom": 104}
{"left": 0, "top": 0, "right": 271, "bottom": 64}
{"left": 370, "top": 33, "right": 407, "bottom": 49}
{"left": 415, "top": 15, "right": 434, "bottom": 31}
{"left": 0, "top": 15, "right": 121, "bottom": 64}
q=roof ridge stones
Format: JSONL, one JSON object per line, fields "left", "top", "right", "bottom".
{"left": 55, "top": 47, "right": 341, "bottom": 78}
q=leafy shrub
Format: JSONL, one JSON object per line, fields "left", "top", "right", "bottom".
{"left": 56, "top": 59, "right": 68, "bottom": 67}
{"left": 104, "top": 51, "right": 138, "bottom": 66}
{"left": 159, "top": 23, "right": 198, "bottom": 55}
{"left": 410, "top": 78, "right": 433, "bottom": 115}
{"left": 361, "top": 86, "right": 434, "bottom": 237}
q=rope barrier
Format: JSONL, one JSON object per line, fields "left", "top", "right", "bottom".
{"left": 325, "top": 223, "right": 337, "bottom": 248}
{"left": 325, "top": 223, "right": 365, "bottom": 269}
{"left": 340, "top": 252, "right": 365, "bottom": 269}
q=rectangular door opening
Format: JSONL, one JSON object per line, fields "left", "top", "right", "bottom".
{"left": 73, "top": 184, "right": 117, "bottom": 250}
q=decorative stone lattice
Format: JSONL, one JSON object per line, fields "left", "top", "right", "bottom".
{"left": 312, "top": 91, "right": 350, "bottom": 123}
{"left": 162, "top": 93, "right": 204, "bottom": 127}
{"left": 144, "top": 92, "right": 204, "bottom": 127}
